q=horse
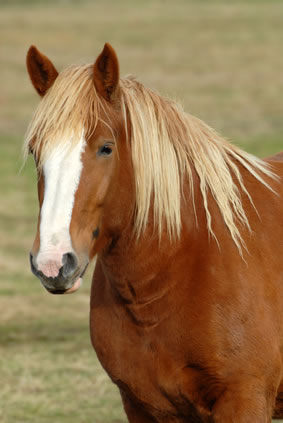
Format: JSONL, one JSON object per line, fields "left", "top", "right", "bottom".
{"left": 25, "top": 43, "right": 283, "bottom": 422}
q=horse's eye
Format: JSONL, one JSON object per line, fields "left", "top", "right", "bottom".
{"left": 97, "top": 144, "right": 113, "bottom": 157}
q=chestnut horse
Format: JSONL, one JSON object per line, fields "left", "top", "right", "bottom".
{"left": 25, "top": 43, "right": 283, "bottom": 422}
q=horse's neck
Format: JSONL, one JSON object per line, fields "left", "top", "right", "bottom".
{"left": 97, "top": 232, "right": 185, "bottom": 326}
{"left": 94, "top": 155, "right": 282, "bottom": 327}
{"left": 98, "top": 171, "right": 205, "bottom": 306}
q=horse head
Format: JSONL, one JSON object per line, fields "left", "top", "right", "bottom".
{"left": 26, "top": 44, "right": 133, "bottom": 294}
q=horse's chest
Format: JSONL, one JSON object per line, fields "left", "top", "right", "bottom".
{"left": 90, "top": 297, "right": 169, "bottom": 406}
{"left": 89, "top": 292, "right": 207, "bottom": 421}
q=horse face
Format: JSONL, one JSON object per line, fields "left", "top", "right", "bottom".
{"left": 27, "top": 44, "right": 121, "bottom": 294}
{"left": 30, "top": 125, "right": 118, "bottom": 294}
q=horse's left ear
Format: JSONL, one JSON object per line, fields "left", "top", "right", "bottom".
{"left": 93, "top": 43, "right": 120, "bottom": 102}
{"left": 26, "top": 46, "right": 58, "bottom": 96}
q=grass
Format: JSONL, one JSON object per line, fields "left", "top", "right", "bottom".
{"left": 0, "top": 0, "right": 283, "bottom": 422}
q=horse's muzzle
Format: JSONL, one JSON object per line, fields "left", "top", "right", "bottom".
{"left": 29, "top": 252, "right": 88, "bottom": 294}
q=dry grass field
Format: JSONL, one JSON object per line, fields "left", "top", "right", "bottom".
{"left": 1, "top": 0, "right": 283, "bottom": 422}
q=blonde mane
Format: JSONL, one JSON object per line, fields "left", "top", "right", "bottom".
{"left": 24, "top": 64, "right": 276, "bottom": 252}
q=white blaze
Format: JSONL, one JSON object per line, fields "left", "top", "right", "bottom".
{"left": 36, "top": 135, "right": 86, "bottom": 277}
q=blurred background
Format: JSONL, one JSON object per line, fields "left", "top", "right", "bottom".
{"left": 1, "top": 0, "right": 283, "bottom": 422}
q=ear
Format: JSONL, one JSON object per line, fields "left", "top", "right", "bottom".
{"left": 26, "top": 45, "right": 58, "bottom": 96}
{"left": 93, "top": 43, "right": 120, "bottom": 102}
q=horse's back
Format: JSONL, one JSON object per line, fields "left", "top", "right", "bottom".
{"left": 265, "top": 151, "right": 283, "bottom": 163}
{"left": 263, "top": 151, "right": 283, "bottom": 192}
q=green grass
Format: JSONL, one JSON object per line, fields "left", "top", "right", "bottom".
{"left": 1, "top": 0, "right": 283, "bottom": 422}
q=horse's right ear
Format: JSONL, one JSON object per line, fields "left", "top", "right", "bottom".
{"left": 26, "top": 46, "right": 58, "bottom": 96}
{"left": 93, "top": 43, "right": 120, "bottom": 102}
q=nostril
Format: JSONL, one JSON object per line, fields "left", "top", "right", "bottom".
{"left": 62, "top": 252, "right": 78, "bottom": 278}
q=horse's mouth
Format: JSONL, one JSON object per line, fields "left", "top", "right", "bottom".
{"left": 46, "top": 277, "right": 83, "bottom": 295}
{"left": 46, "top": 288, "right": 68, "bottom": 295}
{"left": 33, "top": 261, "right": 89, "bottom": 295}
